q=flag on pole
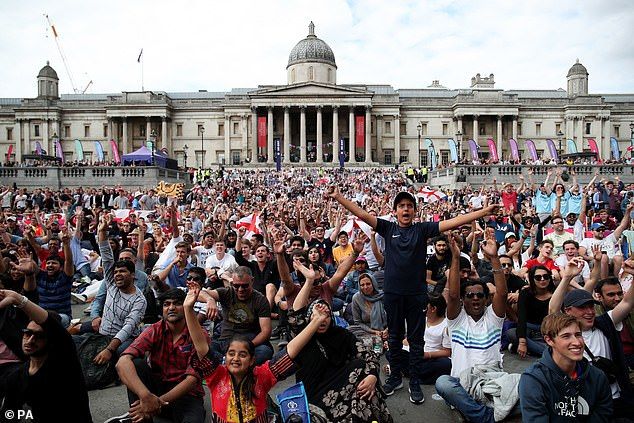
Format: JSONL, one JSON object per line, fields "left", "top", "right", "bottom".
{"left": 416, "top": 186, "right": 447, "bottom": 203}
{"left": 236, "top": 212, "right": 261, "bottom": 240}
{"left": 137, "top": 48, "right": 143, "bottom": 63}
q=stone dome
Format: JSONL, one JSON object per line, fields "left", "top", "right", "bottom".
{"left": 287, "top": 22, "right": 337, "bottom": 69}
{"left": 38, "top": 61, "right": 59, "bottom": 79}
{"left": 567, "top": 59, "right": 588, "bottom": 77}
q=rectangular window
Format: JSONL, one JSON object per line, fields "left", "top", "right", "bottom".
{"left": 64, "top": 125, "right": 71, "bottom": 138}
{"left": 399, "top": 152, "right": 408, "bottom": 164}
{"left": 217, "top": 123, "right": 224, "bottom": 137}
{"left": 536, "top": 123, "right": 541, "bottom": 137}
{"left": 140, "top": 125, "right": 146, "bottom": 137}
{"left": 385, "top": 121, "right": 391, "bottom": 134}
{"left": 103, "top": 124, "right": 108, "bottom": 138}
{"left": 197, "top": 125, "right": 204, "bottom": 137}
{"left": 371, "top": 121, "right": 374, "bottom": 134}
{"left": 518, "top": 123, "right": 522, "bottom": 136}
{"left": 479, "top": 124, "right": 486, "bottom": 136}
{"left": 400, "top": 122, "right": 407, "bottom": 136}
{"left": 442, "top": 123, "right": 448, "bottom": 136}
{"left": 176, "top": 124, "right": 183, "bottom": 137}
{"left": 233, "top": 122, "right": 239, "bottom": 135}
{"left": 614, "top": 126, "right": 620, "bottom": 138}
{"left": 420, "top": 123, "right": 427, "bottom": 136}
{"left": 63, "top": 152, "right": 73, "bottom": 162}
{"left": 420, "top": 151, "right": 428, "bottom": 167}
{"left": 441, "top": 150, "right": 449, "bottom": 165}
{"left": 555, "top": 123, "right": 561, "bottom": 134}
{"left": 384, "top": 150, "right": 392, "bottom": 165}
{"left": 232, "top": 151, "right": 240, "bottom": 165}
{"left": 585, "top": 122, "right": 591, "bottom": 135}
{"left": 84, "top": 125, "right": 90, "bottom": 138}
{"left": 34, "top": 125, "right": 40, "bottom": 137}
{"left": 6, "top": 128, "right": 12, "bottom": 141}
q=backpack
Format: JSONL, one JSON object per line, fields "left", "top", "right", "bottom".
{"left": 276, "top": 382, "right": 310, "bottom": 423}
{"left": 77, "top": 333, "right": 117, "bottom": 390}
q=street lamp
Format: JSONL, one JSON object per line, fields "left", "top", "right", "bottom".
{"left": 417, "top": 122, "right": 422, "bottom": 168}
{"left": 456, "top": 130, "right": 463, "bottom": 163}
{"left": 150, "top": 129, "right": 157, "bottom": 166}
{"left": 183, "top": 144, "right": 189, "bottom": 169}
{"left": 199, "top": 126, "right": 205, "bottom": 169}
{"left": 557, "top": 130, "right": 564, "bottom": 163}
{"left": 630, "top": 123, "right": 634, "bottom": 160}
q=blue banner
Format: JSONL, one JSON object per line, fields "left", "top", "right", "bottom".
{"left": 447, "top": 139, "right": 458, "bottom": 163}
{"left": 339, "top": 137, "right": 345, "bottom": 169}
{"left": 424, "top": 138, "right": 437, "bottom": 169}
{"left": 94, "top": 141, "right": 105, "bottom": 161}
{"left": 610, "top": 137, "right": 620, "bottom": 160}
{"left": 274, "top": 138, "right": 281, "bottom": 171}
{"left": 566, "top": 139, "right": 578, "bottom": 154}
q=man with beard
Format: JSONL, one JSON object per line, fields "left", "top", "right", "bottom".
{"left": 435, "top": 236, "right": 510, "bottom": 422}
{"left": 0, "top": 289, "right": 92, "bottom": 423}
{"left": 235, "top": 228, "right": 279, "bottom": 309}
{"left": 426, "top": 235, "right": 452, "bottom": 294}
{"left": 111, "top": 287, "right": 206, "bottom": 423}
{"left": 487, "top": 208, "right": 514, "bottom": 244}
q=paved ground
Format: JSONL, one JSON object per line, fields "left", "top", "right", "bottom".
{"left": 76, "top": 304, "right": 534, "bottom": 423}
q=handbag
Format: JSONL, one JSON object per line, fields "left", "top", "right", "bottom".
{"left": 584, "top": 345, "right": 618, "bottom": 383}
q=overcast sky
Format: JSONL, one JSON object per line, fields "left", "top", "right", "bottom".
{"left": 1, "top": 0, "right": 633, "bottom": 97}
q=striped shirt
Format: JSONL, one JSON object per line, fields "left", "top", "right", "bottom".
{"left": 448, "top": 306, "right": 504, "bottom": 378}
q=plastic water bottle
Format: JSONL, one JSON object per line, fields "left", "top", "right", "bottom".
{"left": 372, "top": 336, "right": 382, "bottom": 354}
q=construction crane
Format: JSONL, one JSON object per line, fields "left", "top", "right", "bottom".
{"left": 44, "top": 13, "right": 92, "bottom": 94}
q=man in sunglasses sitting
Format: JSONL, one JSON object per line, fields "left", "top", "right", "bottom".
{"left": 196, "top": 266, "right": 273, "bottom": 365}
{"left": 436, "top": 236, "right": 518, "bottom": 422}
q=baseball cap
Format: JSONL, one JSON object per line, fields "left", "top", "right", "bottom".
{"left": 393, "top": 191, "right": 417, "bottom": 210}
{"left": 505, "top": 232, "right": 517, "bottom": 240}
{"left": 590, "top": 223, "right": 606, "bottom": 231}
{"left": 563, "top": 289, "right": 600, "bottom": 308}
{"left": 6, "top": 216, "right": 16, "bottom": 222}
{"left": 355, "top": 256, "right": 367, "bottom": 264}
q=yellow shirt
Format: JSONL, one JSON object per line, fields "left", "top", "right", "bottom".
{"left": 332, "top": 243, "right": 353, "bottom": 266}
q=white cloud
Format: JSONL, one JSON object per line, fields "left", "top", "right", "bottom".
{"left": 0, "top": 0, "right": 632, "bottom": 97}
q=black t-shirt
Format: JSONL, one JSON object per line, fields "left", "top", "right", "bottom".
{"left": 216, "top": 287, "right": 271, "bottom": 341}
{"left": 426, "top": 254, "right": 452, "bottom": 282}
{"left": 307, "top": 237, "right": 335, "bottom": 264}
{"left": 375, "top": 218, "right": 440, "bottom": 296}
{"left": 3, "top": 313, "right": 92, "bottom": 423}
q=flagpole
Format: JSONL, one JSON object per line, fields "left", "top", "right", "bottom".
{"left": 141, "top": 52, "right": 144, "bottom": 91}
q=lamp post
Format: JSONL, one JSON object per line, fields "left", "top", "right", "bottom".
{"left": 150, "top": 129, "right": 157, "bottom": 166}
{"left": 199, "top": 126, "right": 205, "bottom": 169}
{"left": 183, "top": 144, "right": 189, "bottom": 169}
{"left": 630, "top": 123, "right": 634, "bottom": 160}
{"left": 557, "top": 130, "right": 564, "bottom": 163}
{"left": 456, "top": 130, "right": 463, "bottom": 163}
{"left": 417, "top": 122, "right": 422, "bottom": 169}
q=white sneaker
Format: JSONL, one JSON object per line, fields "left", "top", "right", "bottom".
{"left": 104, "top": 412, "right": 131, "bottom": 423}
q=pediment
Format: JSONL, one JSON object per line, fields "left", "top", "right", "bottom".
{"left": 251, "top": 82, "right": 371, "bottom": 98}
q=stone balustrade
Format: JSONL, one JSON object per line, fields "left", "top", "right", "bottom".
{"left": 0, "top": 166, "right": 190, "bottom": 190}
{"left": 428, "top": 164, "right": 634, "bottom": 189}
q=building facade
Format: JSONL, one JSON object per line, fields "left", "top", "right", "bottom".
{"left": 1, "top": 22, "right": 633, "bottom": 168}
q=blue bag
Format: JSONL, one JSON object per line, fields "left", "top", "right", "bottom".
{"left": 276, "top": 381, "right": 310, "bottom": 423}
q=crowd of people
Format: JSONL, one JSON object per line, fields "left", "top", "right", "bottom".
{"left": 0, "top": 165, "right": 633, "bottom": 423}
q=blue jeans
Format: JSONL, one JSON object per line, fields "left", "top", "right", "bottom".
{"left": 435, "top": 375, "right": 494, "bottom": 423}
{"left": 383, "top": 292, "right": 427, "bottom": 385}
{"left": 212, "top": 339, "right": 273, "bottom": 366}
{"left": 507, "top": 322, "right": 546, "bottom": 356}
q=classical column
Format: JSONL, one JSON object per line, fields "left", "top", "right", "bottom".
{"left": 394, "top": 115, "right": 400, "bottom": 164}
{"left": 161, "top": 117, "right": 167, "bottom": 150}
{"left": 332, "top": 106, "right": 339, "bottom": 162}
{"left": 241, "top": 114, "right": 248, "bottom": 163}
{"left": 376, "top": 115, "right": 383, "bottom": 164}
{"left": 122, "top": 118, "right": 128, "bottom": 154}
{"left": 14, "top": 119, "right": 22, "bottom": 162}
{"left": 24, "top": 120, "right": 31, "bottom": 154}
{"left": 283, "top": 107, "right": 290, "bottom": 164}
{"left": 512, "top": 117, "right": 518, "bottom": 141}
{"left": 473, "top": 115, "right": 479, "bottom": 145}
{"left": 224, "top": 114, "right": 230, "bottom": 164}
{"left": 577, "top": 115, "right": 584, "bottom": 148}
{"left": 365, "top": 106, "right": 371, "bottom": 163}
{"left": 316, "top": 106, "right": 323, "bottom": 163}
{"left": 603, "top": 116, "right": 611, "bottom": 159}
{"left": 267, "top": 107, "right": 274, "bottom": 163}
{"left": 348, "top": 107, "right": 356, "bottom": 163}
{"left": 42, "top": 119, "right": 50, "bottom": 155}
{"left": 300, "top": 106, "right": 307, "bottom": 164}
{"left": 249, "top": 107, "right": 257, "bottom": 162}
{"left": 146, "top": 118, "right": 152, "bottom": 143}
{"left": 107, "top": 119, "right": 113, "bottom": 140}
{"left": 496, "top": 115, "right": 503, "bottom": 160}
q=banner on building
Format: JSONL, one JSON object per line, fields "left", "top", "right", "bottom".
{"left": 567, "top": 139, "right": 578, "bottom": 154}
{"left": 257, "top": 117, "right": 267, "bottom": 149}
{"left": 545, "top": 139, "right": 558, "bottom": 162}
{"left": 509, "top": 139, "right": 520, "bottom": 161}
{"left": 486, "top": 138, "right": 499, "bottom": 162}
{"left": 110, "top": 139, "right": 121, "bottom": 164}
{"left": 355, "top": 116, "right": 364, "bottom": 148}
{"left": 75, "top": 139, "right": 85, "bottom": 161}
{"left": 274, "top": 138, "right": 281, "bottom": 171}
{"left": 468, "top": 139, "right": 479, "bottom": 161}
{"left": 525, "top": 139, "right": 538, "bottom": 161}
{"left": 447, "top": 139, "right": 458, "bottom": 163}
{"left": 339, "top": 137, "right": 346, "bottom": 169}
{"left": 588, "top": 139, "right": 601, "bottom": 160}
{"left": 55, "top": 139, "right": 64, "bottom": 162}
{"left": 94, "top": 141, "right": 105, "bottom": 162}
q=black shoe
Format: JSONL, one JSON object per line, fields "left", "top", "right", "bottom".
{"left": 382, "top": 376, "right": 403, "bottom": 396}
{"left": 271, "top": 325, "right": 286, "bottom": 340}
{"left": 409, "top": 382, "right": 425, "bottom": 404}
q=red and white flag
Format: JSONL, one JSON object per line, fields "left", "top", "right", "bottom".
{"left": 236, "top": 212, "right": 261, "bottom": 240}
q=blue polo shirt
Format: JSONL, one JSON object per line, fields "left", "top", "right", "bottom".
{"left": 167, "top": 262, "right": 193, "bottom": 288}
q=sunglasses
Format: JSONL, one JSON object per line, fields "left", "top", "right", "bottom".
{"left": 552, "top": 221, "right": 563, "bottom": 225}
{"left": 465, "top": 292, "right": 486, "bottom": 299}
{"left": 594, "top": 228, "right": 606, "bottom": 232}
{"left": 500, "top": 263, "right": 513, "bottom": 268}
{"left": 186, "top": 275, "right": 203, "bottom": 282}
{"left": 232, "top": 283, "right": 250, "bottom": 290}
{"left": 22, "top": 329, "right": 46, "bottom": 340}
{"left": 534, "top": 274, "right": 552, "bottom": 281}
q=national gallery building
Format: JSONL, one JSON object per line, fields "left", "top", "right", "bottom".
{"left": 0, "top": 22, "right": 633, "bottom": 168}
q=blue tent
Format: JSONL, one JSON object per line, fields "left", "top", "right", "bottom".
{"left": 122, "top": 145, "right": 169, "bottom": 167}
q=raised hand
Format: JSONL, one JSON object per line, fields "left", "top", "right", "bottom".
{"left": 564, "top": 257, "right": 584, "bottom": 278}
{"left": 184, "top": 281, "right": 201, "bottom": 309}
{"left": 480, "top": 238, "right": 499, "bottom": 259}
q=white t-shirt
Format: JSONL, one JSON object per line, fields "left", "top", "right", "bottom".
{"left": 192, "top": 245, "right": 215, "bottom": 267}
{"left": 424, "top": 318, "right": 451, "bottom": 353}
{"left": 580, "top": 234, "right": 621, "bottom": 259}
{"left": 447, "top": 306, "right": 504, "bottom": 378}
{"left": 469, "top": 195, "right": 484, "bottom": 209}
{"left": 583, "top": 310, "right": 623, "bottom": 398}
{"left": 204, "top": 253, "right": 238, "bottom": 275}
{"left": 555, "top": 255, "right": 590, "bottom": 284}
{"left": 564, "top": 220, "right": 584, "bottom": 243}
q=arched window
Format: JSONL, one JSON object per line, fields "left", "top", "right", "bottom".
{"left": 308, "top": 66, "right": 314, "bottom": 81}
